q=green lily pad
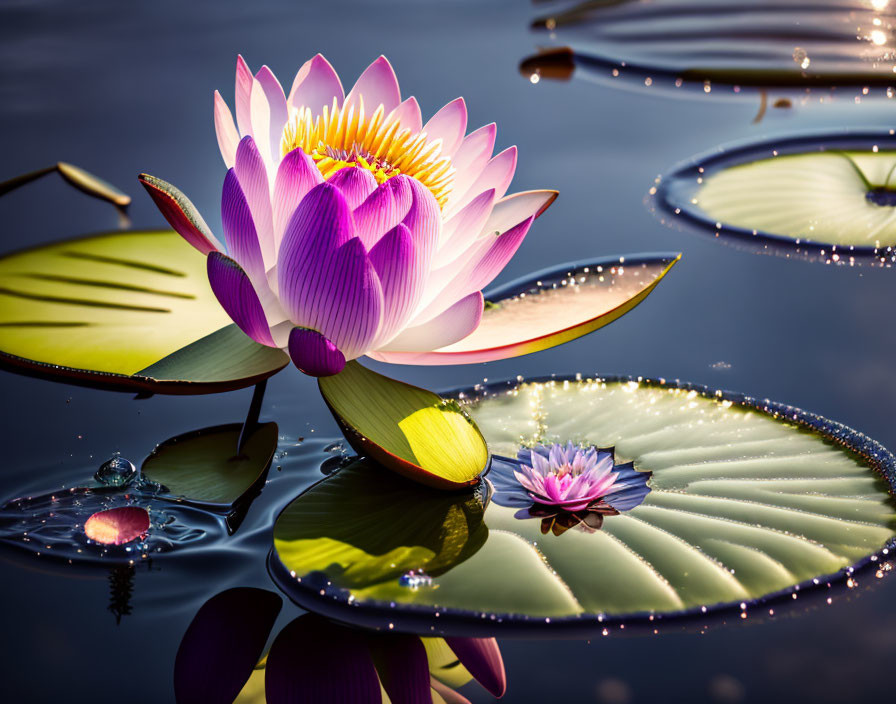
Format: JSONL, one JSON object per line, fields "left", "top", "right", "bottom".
{"left": 318, "top": 361, "right": 490, "bottom": 489}
{"left": 0, "top": 230, "right": 288, "bottom": 393}
{"left": 141, "top": 422, "right": 278, "bottom": 507}
{"left": 271, "top": 375, "right": 896, "bottom": 634}
{"left": 657, "top": 134, "right": 896, "bottom": 255}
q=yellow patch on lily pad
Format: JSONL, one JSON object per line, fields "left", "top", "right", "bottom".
{"left": 318, "top": 361, "right": 489, "bottom": 488}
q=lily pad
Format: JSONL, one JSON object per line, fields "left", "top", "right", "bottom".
{"left": 370, "top": 253, "right": 679, "bottom": 366}
{"left": 318, "top": 362, "right": 490, "bottom": 489}
{"left": 521, "top": 0, "right": 896, "bottom": 92}
{"left": 141, "top": 422, "right": 278, "bottom": 508}
{"left": 0, "top": 230, "right": 288, "bottom": 393}
{"left": 656, "top": 133, "right": 896, "bottom": 261}
{"left": 270, "top": 375, "right": 896, "bottom": 635}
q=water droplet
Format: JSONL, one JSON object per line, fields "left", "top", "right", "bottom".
{"left": 134, "top": 474, "right": 169, "bottom": 495}
{"left": 324, "top": 442, "right": 345, "bottom": 454}
{"left": 398, "top": 569, "right": 433, "bottom": 589}
{"left": 94, "top": 456, "right": 136, "bottom": 487}
{"left": 792, "top": 47, "right": 810, "bottom": 70}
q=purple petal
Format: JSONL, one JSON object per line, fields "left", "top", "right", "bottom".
{"left": 287, "top": 53, "right": 344, "bottom": 113}
{"left": 234, "top": 136, "right": 275, "bottom": 267}
{"left": 368, "top": 634, "right": 432, "bottom": 704}
{"left": 207, "top": 252, "right": 276, "bottom": 346}
{"left": 353, "top": 175, "right": 413, "bottom": 249}
{"left": 174, "top": 588, "right": 281, "bottom": 704}
{"left": 402, "top": 177, "right": 441, "bottom": 271}
{"left": 278, "top": 189, "right": 383, "bottom": 358}
{"left": 430, "top": 677, "right": 472, "bottom": 704}
{"left": 444, "top": 638, "right": 506, "bottom": 698}
{"left": 328, "top": 166, "right": 378, "bottom": 210}
{"left": 287, "top": 326, "right": 346, "bottom": 377}
{"left": 462, "top": 215, "right": 534, "bottom": 294}
{"left": 369, "top": 223, "right": 425, "bottom": 347}
{"left": 214, "top": 90, "right": 239, "bottom": 169}
{"left": 381, "top": 291, "right": 482, "bottom": 352}
{"left": 440, "top": 188, "right": 496, "bottom": 257}
{"left": 273, "top": 147, "right": 324, "bottom": 248}
{"left": 221, "top": 169, "right": 266, "bottom": 282}
{"left": 423, "top": 97, "right": 468, "bottom": 158}
{"left": 344, "top": 55, "right": 401, "bottom": 115}
{"left": 265, "top": 615, "right": 381, "bottom": 704}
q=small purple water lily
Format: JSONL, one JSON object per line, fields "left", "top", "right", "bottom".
{"left": 488, "top": 442, "right": 651, "bottom": 535}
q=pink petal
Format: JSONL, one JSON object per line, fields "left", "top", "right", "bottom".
{"left": 381, "top": 291, "right": 482, "bottom": 352}
{"left": 452, "top": 146, "right": 517, "bottom": 216}
{"left": 255, "top": 65, "right": 289, "bottom": 167}
{"left": 327, "top": 166, "right": 378, "bottom": 209}
{"left": 139, "top": 174, "right": 223, "bottom": 255}
{"left": 207, "top": 252, "right": 276, "bottom": 347}
{"left": 214, "top": 90, "right": 240, "bottom": 169}
{"left": 444, "top": 123, "right": 496, "bottom": 213}
{"left": 423, "top": 97, "right": 467, "bottom": 158}
{"left": 485, "top": 190, "right": 558, "bottom": 235}
{"left": 248, "top": 78, "right": 274, "bottom": 168}
{"left": 235, "top": 54, "right": 254, "bottom": 136}
{"left": 84, "top": 506, "right": 149, "bottom": 545}
{"left": 273, "top": 147, "right": 324, "bottom": 250}
{"left": 353, "top": 175, "right": 413, "bottom": 249}
{"left": 388, "top": 96, "right": 423, "bottom": 134}
{"left": 369, "top": 223, "right": 426, "bottom": 348}
{"left": 234, "top": 136, "right": 275, "bottom": 268}
{"left": 430, "top": 677, "right": 472, "bottom": 704}
{"left": 288, "top": 327, "right": 346, "bottom": 377}
{"left": 439, "top": 187, "right": 496, "bottom": 257}
{"left": 287, "top": 53, "right": 344, "bottom": 113}
{"left": 344, "top": 55, "right": 401, "bottom": 115}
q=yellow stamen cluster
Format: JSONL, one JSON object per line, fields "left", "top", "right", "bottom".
{"left": 281, "top": 97, "right": 455, "bottom": 208}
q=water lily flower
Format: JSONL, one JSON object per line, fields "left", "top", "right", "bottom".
{"left": 488, "top": 443, "right": 651, "bottom": 532}
{"left": 141, "top": 54, "right": 557, "bottom": 377}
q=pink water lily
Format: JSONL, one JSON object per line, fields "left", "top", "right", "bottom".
{"left": 141, "top": 54, "right": 558, "bottom": 376}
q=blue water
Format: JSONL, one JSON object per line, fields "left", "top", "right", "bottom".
{"left": 3, "top": 0, "right": 896, "bottom": 701}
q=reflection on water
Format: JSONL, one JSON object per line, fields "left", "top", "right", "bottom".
{"left": 523, "top": 0, "right": 896, "bottom": 90}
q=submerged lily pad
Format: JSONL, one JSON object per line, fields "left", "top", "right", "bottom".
{"left": 655, "top": 133, "right": 896, "bottom": 261}
{"left": 371, "top": 253, "right": 679, "bottom": 366}
{"left": 0, "top": 230, "right": 288, "bottom": 393}
{"left": 141, "top": 422, "right": 278, "bottom": 508}
{"left": 521, "top": 0, "right": 896, "bottom": 92}
{"left": 318, "top": 362, "right": 490, "bottom": 489}
{"left": 271, "top": 375, "right": 896, "bottom": 635}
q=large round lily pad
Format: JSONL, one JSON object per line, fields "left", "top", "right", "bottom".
{"left": 0, "top": 230, "right": 288, "bottom": 393}
{"left": 270, "top": 375, "right": 896, "bottom": 635}
{"left": 656, "top": 133, "right": 896, "bottom": 261}
{"left": 521, "top": 0, "right": 896, "bottom": 91}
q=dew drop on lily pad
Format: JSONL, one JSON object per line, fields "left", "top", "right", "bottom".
{"left": 84, "top": 506, "right": 150, "bottom": 546}
{"left": 398, "top": 569, "right": 433, "bottom": 589}
{"left": 94, "top": 455, "right": 136, "bottom": 487}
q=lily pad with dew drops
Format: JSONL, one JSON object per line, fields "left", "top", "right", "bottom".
{"left": 520, "top": 0, "right": 896, "bottom": 96}
{"left": 318, "top": 361, "right": 490, "bottom": 489}
{"left": 369, "top": 253, "right": 679, "bottom": 366}
{"left": 269, "top": 375, "right": 896, "bottom": 637}
{"left": 0, "top": 229, "right": 288, "bottom": 394}
{"left": 655, "top": 132, "right": 896, "bottom": 262}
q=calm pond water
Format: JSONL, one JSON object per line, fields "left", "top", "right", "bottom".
{"left": 2, "top": 0, "right": 896, "bottom": 701}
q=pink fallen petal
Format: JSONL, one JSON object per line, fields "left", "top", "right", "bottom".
{"left": 84, "top": 506, "right": 149, "bottom": 545}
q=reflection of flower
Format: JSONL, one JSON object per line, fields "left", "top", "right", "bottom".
{"left": 142, "top": 54, "right": 557, "bottom": 377}
{"left": 488, "top": 443, "right": 650, "bottom": 535}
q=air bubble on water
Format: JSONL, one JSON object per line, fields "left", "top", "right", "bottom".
{"left": 793, "top": 47, "right": 810, "bottom": 70}
{"left": 398, "top": 569, "right": 433, "bottom": 589}
{"left": 324, "top": 442, "right": 346, "bottom": 454}
{"left": 94, "top": 455, "right": 136, "bottom": 487}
